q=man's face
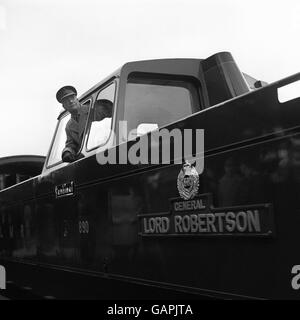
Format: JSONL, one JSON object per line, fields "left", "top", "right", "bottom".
{"left": 62, "top": 94, "right": 80, "bottom": 113}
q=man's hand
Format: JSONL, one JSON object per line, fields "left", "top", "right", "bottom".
{"left": 62, "top": 151, "right": 75, "bottom": 163}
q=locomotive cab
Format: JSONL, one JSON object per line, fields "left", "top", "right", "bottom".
{"left": 44, "top": 52, "right": 250, "bottom": 172}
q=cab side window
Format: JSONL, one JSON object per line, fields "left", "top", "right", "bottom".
{"left": 86, "top": 82, "right": 115, "bottom": 150}
{"left": 47, "top": 113, "right": 71, "bottom": 167}
{"left": 123, "top": 73, "right": 200, "bottom": 141}
{"left": 47, "top": 100, "right": 91, "bottom": 167}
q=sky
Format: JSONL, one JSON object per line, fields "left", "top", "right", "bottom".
{"left": 0, "top": 0, "right": 299, "bottom": 157}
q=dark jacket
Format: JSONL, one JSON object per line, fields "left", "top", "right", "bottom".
{"left": 62, "top": 104, "right": 89, "bottom": 157}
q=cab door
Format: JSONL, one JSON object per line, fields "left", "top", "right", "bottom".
{"left": 36, "top": 100, "right": 92, "bottom": 266}
{"left": 73, "top": 80, "right": 117, "bottom": 270}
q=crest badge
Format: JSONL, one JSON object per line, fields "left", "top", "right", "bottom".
{"left": 177, "top": 161, "right": 199, "bottom": 200}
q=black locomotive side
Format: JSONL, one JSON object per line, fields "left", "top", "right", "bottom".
{"left": 1, "top": 52, "right": 300, "bottom": 299}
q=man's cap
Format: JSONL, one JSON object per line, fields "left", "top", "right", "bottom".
{"left": 56, "top": 85, "right": 77, "bottom": 103}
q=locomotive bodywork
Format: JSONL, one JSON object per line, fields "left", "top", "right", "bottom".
{"left": 1, "top": 52, "right": 300, "bottom": 299}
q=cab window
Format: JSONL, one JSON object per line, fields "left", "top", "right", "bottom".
{"left": 47, "top": 113, "right": 71, "bottom": 167}
{"left": 86, "top": 82, "right": 115, "bottom": 151}
{"left": 47, "top": 100, "right": 91, "bottom": 167}
{"left": 123, "top": 73, "right": 200, "bottom": 140}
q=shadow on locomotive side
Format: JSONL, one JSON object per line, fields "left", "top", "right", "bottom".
{"left": 1, "top": 52, "right": 300, "bottom": 299}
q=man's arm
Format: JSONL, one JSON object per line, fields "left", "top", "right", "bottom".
{"left": 62, "top": 124, "right": 79, "bottom": 162}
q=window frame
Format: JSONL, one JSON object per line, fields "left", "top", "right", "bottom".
{"left": 85, "top": 79, "right": 117, "bottom": 152}
{"left": 45, "top": 99, "right": 92, "bottom": 169}
{"left": 123, "top": 72, "right": 202, "bottom": 138}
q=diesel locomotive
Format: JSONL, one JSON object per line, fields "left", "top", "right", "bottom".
{"left": 1, "top": 52, "right": 300, "bottom": 299}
